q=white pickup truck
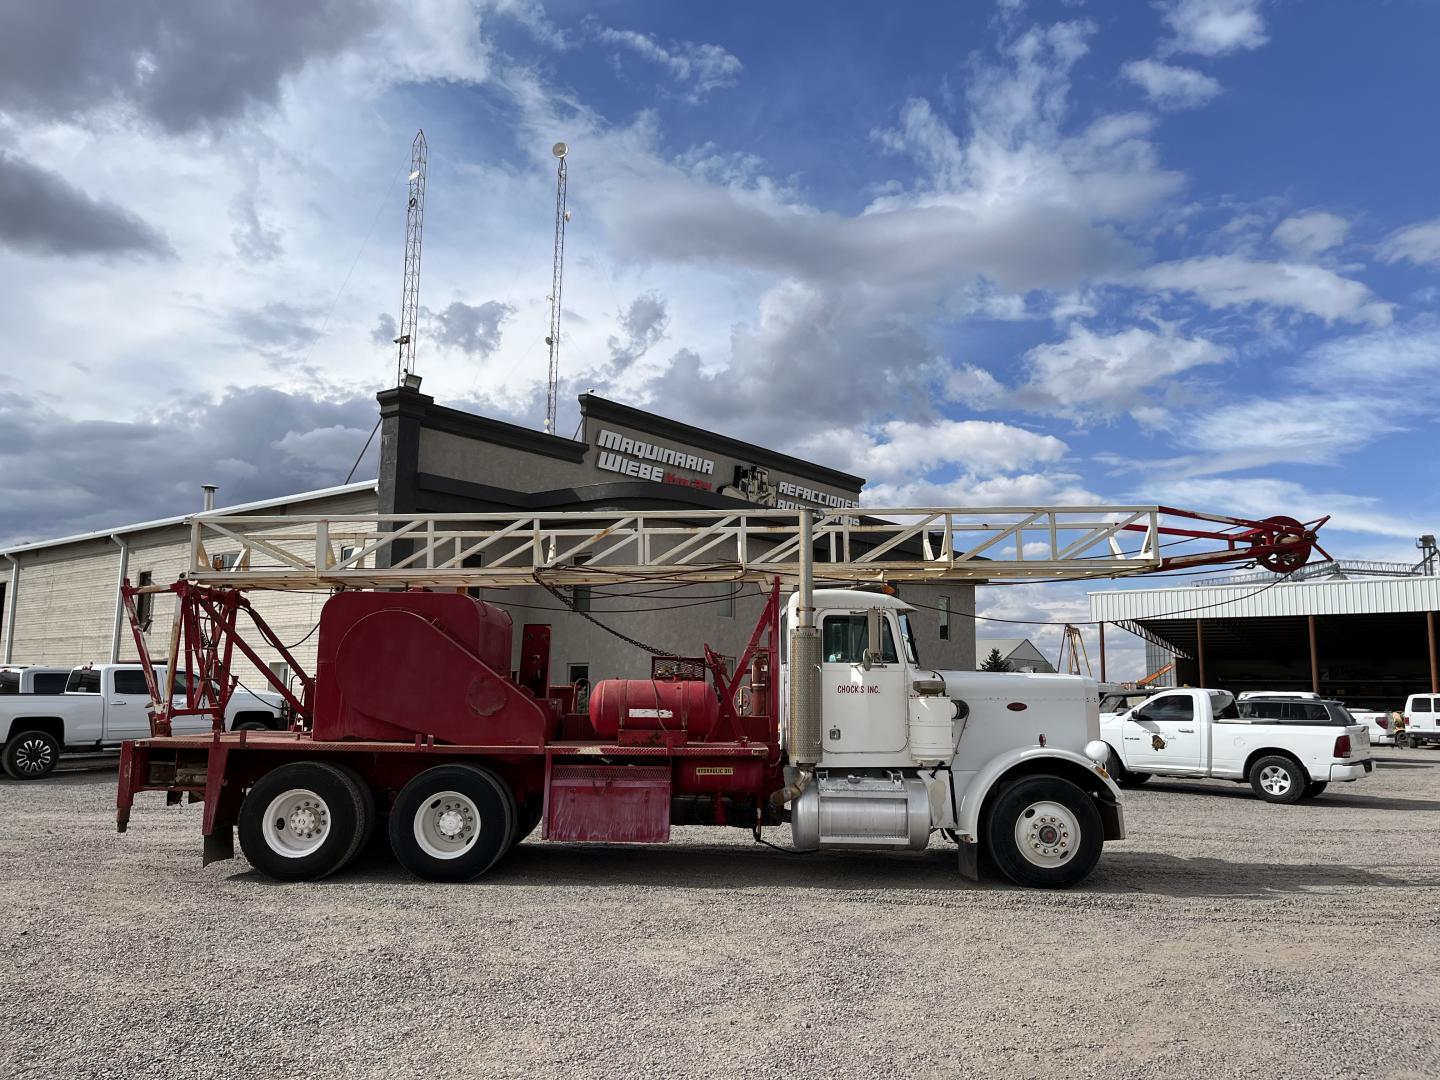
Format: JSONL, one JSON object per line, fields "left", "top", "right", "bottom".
{"left": 0, "top": 666, "right": 74, "bottom": 696}
{"left": 1, "top": 664, "right": 286, "bottom": 780}
{"left": 1098, "top": 688, "right": 1372, "bottom": 803}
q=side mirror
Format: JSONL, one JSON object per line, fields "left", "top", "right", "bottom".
{"left": 863, "top": 608, "right": 882, "bottom": 670}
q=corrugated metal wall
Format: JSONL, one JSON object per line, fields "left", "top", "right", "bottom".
{"left": 1090, "top": 576, "right": 1440, "bottom": 623}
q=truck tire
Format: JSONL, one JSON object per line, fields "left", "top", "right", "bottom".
{"left": 2, "top": 729, "right": 61, "bottom": 780}
{"left": 389, "top": 764, "right": 516, "bottom": 882}
{"left": 238, "top": 762, "right": 369, "bottom": 881}
{"left": 509, "top": 799, "right": 543, "bottom": 850}
{"left": 985, "top": 776, "right": 1104, "bottom": 889}
{"left": 1300, "top": 781, "right": 1329, "bottom": 799}
{"left": 1249, "top": 754, "right": 1307, "bottom": 804}
{"left": 232, "top": 716, "right": 274, "bottom": 732}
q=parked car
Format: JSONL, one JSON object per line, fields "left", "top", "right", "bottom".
{"left": 1402, "top": 694, "right": 1440, "bottom": 747}
{"left": 1, "top": 663, "right": 286, "bottom": 780}
{"left": 1348, "top": 709, "right": 1395, "bottom": 747}
{"left": 0, "top": 666, "right": 76, "bottom": 695}
{"left": 1098, "top": 688, "right": 1372, "bottom": 803}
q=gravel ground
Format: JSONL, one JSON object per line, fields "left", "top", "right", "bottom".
{"left": 3, "top": 753, "right": 1439, "bottom": 1080}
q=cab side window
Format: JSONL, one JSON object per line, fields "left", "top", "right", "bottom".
{"left": 66, "top": 669, "right": 102, "bottom": 694}
{"left": 1135, "top": 695, "right": 1194, "bottom": 722}
{"left": 821, "top": 615, "right": 899, "bottom": 664}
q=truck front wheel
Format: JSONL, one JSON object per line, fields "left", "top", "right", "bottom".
{"left": 2, "top": 729, "right": 60, "bottom": 780}
{"left": 389, "top": 764, "right": 516, "bottom": 882}
{"left": 986, "top": 776, "right": 1103, "bottom": 889}
{"left": 238, "top": 762, "right": 371, "bottom": 881}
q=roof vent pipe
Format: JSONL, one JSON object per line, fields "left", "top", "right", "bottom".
{"left": 202, "top": 484, "right": 217, "bottom": 512}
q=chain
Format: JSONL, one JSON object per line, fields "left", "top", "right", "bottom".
{"left": 534, "top": 577, "right": 682, "bottom": 658}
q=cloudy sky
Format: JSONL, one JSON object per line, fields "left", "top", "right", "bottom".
{"left": 2, "top": 0, "right": 1437, "bottom": 673}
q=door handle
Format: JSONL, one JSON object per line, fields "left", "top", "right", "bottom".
{"left": 1178, "top": 727, "right": 1194, "bottom": 733}
{"left": 110, "top": 700, "right": 126, "bottom": 706}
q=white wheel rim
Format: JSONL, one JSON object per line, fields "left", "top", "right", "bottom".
{"left": 13, "top": 737, "right": 55, "bottom": 775}
{"left": 260, "top": 788, "right": 331, "bottom": 858}
{"left": 1014, "top": 800, "right": 1079, "bottom": 868}
{"left": 1260, "top": 765, "right": 1292, "bottom": 795}
{"left": 413, "top": 790, "right": 481, "bottom": 860}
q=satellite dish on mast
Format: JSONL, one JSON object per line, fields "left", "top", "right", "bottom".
{"left": 552, "top": 142, "right": 568, "bottom": 159}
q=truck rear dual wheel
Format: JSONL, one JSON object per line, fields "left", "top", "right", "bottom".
{"left": 389, "top": 764, "right": 516, "bottom": 882}
{"left": 1249, "top": 755, "right": 1307, "bottom": 804}
{"left": 986, "top": 776, "right": 1103, "bottom": 889}
{"left": 238, "top": 762, "right": 375, "bottom": 881}
{"left": 2, "top": 730, "right": 61, "bottom": 780}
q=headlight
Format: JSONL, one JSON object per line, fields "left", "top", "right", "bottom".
{"left": 1083, "top": 740, "right": 1110, "bottom": 766}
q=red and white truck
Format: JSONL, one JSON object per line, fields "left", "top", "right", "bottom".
{"left": 112, "top": 505, "right": 1328, "bottom": 888}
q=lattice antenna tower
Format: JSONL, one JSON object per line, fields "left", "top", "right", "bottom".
{"left": 544, "top": 141, "right": 570, "bottom": 434}
{"left": 395, "top": 130, "right": 427, "bottom": 386}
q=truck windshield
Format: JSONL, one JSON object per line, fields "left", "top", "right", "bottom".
{"left": 822, "top": 614, "right": 899, "bottom": 664}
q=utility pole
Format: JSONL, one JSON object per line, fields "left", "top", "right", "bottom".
{"left": 395, "top": 130, "right": 427, "bottom": 387}
{"left": 544, "top": 141, "right": 569, "bottom": 434}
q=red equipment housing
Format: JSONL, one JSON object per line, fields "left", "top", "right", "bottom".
{"left": 311, "top": 590, "right": 553, "bottom": 747}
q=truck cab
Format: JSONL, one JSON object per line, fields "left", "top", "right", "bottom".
{"left": 784, "top": 589, "right": 1124, "bottom": 886}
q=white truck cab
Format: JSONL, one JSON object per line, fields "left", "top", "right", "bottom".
{"left": 783, "top": 589, "right": 1124, "bottom": 887}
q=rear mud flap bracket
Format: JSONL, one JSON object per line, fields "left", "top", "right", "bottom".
{"left": 203, "top": 828, "right": 235, "bottom": 866}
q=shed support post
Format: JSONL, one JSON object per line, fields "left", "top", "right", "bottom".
{"left": 1308, "top": 614, "right": 1320, "bottom": 695}
{"left": 1428, "top": 610, "right": 1438, "bottom": 696}
{"left": 1195, "top": 619, "right": 1205, "bottom": 687}
{"left": 1098, "top": 622, "right": 1107, "bottom": 683}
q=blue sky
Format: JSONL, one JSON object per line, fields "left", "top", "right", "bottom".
{"left": 1, "top": 0, "right": 1438, "bottom": 672}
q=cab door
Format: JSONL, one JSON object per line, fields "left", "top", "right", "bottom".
{"left": 819, "top": 611, "right": 907, "bottom": 757}
{"left": 1123, "top": 693, "right": 1204, "bottom": 772}
{"left": 106, "top": 669, "right": 160, "bottom": 741}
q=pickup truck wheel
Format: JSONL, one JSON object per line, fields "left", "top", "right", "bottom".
{"left": 233, "top": 719, "right": 272, "bottom": 732}
{"left": 1249, "top": 755, "right": 1307, "bottom": 804}
{"left": 1116, "top": 770, "right": 1150, "bottom": 787}
{"left": 389, "top": 764, "right": 516, "bottom": 882}
{"left": 3, "top": 730, "right": 61, "bottom": 780}
{"left": 238, "top": 762, "right": 367, "bottom": 881}
{"left": 986, "top": 776, "right": 1103, "bottom": 889}
{"left": 1300, "top": 781, "right": 1329, "bottom": 799}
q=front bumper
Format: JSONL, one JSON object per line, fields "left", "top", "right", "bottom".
{"left": 1329, "top": 759, "right": 1373, "bottom": 782}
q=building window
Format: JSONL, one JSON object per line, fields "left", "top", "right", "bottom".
{"left": 269, "top": 661, "right": 291, "bottom": 691}
{"left": 211, "top": 552, "right": 239, "bottom": 571}
{"left": 136, "top": 571, "right": 154, "bottom": 632}
{"left": 939, "top": 596, "right": 950, "bottom": 640}
{"left": 339, "top": 545, "right": 357, "bottom": 566}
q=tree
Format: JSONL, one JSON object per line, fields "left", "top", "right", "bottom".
{"left": 980, "top": 647, "right": 1011, "bottom": 672}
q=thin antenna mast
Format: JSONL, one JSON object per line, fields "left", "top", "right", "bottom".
{"left": 395, "top": 130, "right": 427, "bottom": 386}
{"left": 544, "top": 141, "right": 569, "bottom": 434}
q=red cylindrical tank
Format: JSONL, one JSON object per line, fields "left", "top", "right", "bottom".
{"left": 588, "top": 679, "right": 721, "bottom": 739}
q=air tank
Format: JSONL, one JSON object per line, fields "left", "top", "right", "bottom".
{"left": 587, "top": 679, "right": 721, "bottom": 740}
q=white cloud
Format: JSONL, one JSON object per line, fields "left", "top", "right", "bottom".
{"left": 1378, "top": 218, "right": 1440, "bottom": 267}
{"left": 1017, "top": 323, "right": 1229, "bottom": 417}
{"left": 1272, "top": 211, "right": 1349, "bottom": 257}
{"left": 834, "top": 419, "right": 1069, "bottom": 484}
{"left": 1122, "top": 59, "right": 1222, "bottom": 109}
{"left": 592, "top": 26, "right": 742, "bottom": 100}
{"left": 1138, "top": 255, "right": 1393, "bottom": 325}
{"left": 946, "top": 323, "right": 1229, "bottom": 422}
{"left": 1162, "top": 0, "right": 1268, "bottom": 57}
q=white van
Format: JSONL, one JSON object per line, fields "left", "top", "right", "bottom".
{"left": 1403, "top": 695, "right": 1440, "bottom": 747}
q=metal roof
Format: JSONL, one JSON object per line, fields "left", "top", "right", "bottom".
{"left": 1089, "top": 574, "right": 1440, "bottom": 623}
{"left": 1, "top": 481, "right": 378, "bottom": 557}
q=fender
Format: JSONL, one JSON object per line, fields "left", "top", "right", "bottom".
{"left": 951, "top": 746, "right": 1123, "bottom": 842}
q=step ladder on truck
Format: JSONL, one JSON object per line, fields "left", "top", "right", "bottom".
{"left": 115, "top": 505, "right": 1327, "bottom": 888}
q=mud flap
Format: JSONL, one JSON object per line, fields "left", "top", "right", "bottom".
{"left": 957, "top": 839, "right": 979, "bottom": 881}
{"left": 203, "top": 828, "right": 235, "bottom": 866}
